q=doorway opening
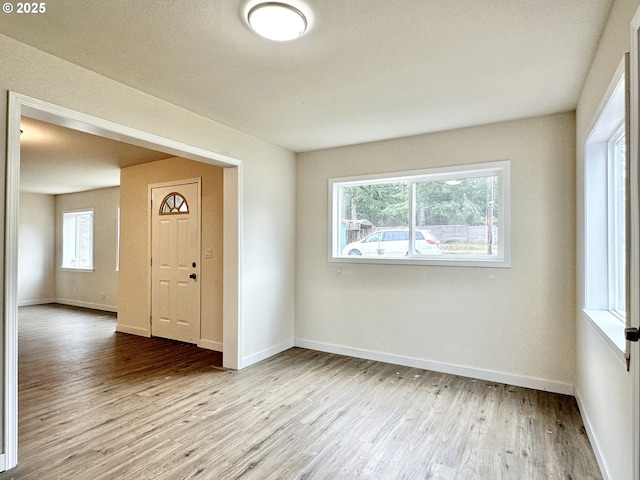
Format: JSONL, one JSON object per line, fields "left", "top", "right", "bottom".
{"left": 4, "top": 92, "right": 243, "bottom": 471}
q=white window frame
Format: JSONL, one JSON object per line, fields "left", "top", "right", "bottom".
{"left": 61, "top": 209, "right": 94, "bottom": 271}
{"left": 583, "top": 70, "right": 627, "bottom": 353}
{"left": 328, "top": 160, "right": 511, "bottom": 268}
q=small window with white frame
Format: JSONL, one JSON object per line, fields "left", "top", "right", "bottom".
{"left": 62, "top": 209, "right": 94, "bottom": 270}
{"left": 329, "top": 160, "right": 511, "bottom": 267}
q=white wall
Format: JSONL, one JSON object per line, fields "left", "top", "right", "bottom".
{"left": 18, "top": 192, "right": 55, "bottom": 305}
{"left": 0, "top": 34, "right": 295, "bottom": 367}
{"left": 296, "top": 112, "right": 576, "bottom": 393}
{"left": 241, "top": 147, "right": 296, "bottom": 363}
{"left": 575, "top": 0, "right": 640, "bottom": 479}
{"left": 55, "top": 187, "right": 119, "bottom": 311}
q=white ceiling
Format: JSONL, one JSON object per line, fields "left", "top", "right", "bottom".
{"left": 1, "top": 0, "right": 613, "bottom": 154}
{"left": 20, "top": 117, "right": 171, "bottom": 194}
{"left": 5, "top": 1, "right": 614, "bottom": 194}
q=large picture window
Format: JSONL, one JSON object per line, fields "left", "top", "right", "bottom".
{"left": 62, "top": 210, "right": 94, "bottom": 270}
{"left": 330, "top": 161, "right": 510, "bottom": 267}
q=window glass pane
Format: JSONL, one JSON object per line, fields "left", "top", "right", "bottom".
{"left": 331, "top": 161, "right": 509, "bottom": 266}
{"left": 611, "top": 132, "right": 626, "bottom": 316}
{"left": 62, "top": 214, "right": 77, "bottom": 267}
{"left": 62, "top": 211, "right": 93, "bottom": 269}
{"left": 339, "top": 182, "right": 409, "bottom": 257}
{"left": 160, "top": 192, "right": 190, "bottom": 215}
{"left": 76, "top": 214, "right": 93, "bottom": 267}
{"left": 414, "top": 176, "right": 498, "bottom": 256}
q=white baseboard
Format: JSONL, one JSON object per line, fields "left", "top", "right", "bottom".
{"left": 56, "top": 298, "right": 118, "bottom": 313}
{"left": 294, "top": 338, "right": 575, "bottom": 396}
{"left": 241, "top": 339, "right": 294, "bottom": 369}
{"left": 198, "top": 339, "right": 223, "bottom": 352}
{"left": 17, "top": 298, "right": 56, "bottom": 307}
{"left": 574, "top": 388, "right": 609, "bottom": 480}
{"left": 116, "top": 324, "right": 150, "bottom": 337}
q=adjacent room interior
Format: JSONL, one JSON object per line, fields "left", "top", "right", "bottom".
{"left": 1, "top": 0, "right": 640, "bottom": 479}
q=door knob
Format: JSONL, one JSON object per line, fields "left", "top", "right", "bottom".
{"left": 189, "top": 273, "right": 197, "bottom": 280}
{"left": 626, "top": 327, "right": 639, "bottom": 342}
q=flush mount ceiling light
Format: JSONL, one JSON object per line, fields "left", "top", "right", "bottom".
{"left": 247, "top": 2, "right": 307, "bottom": 41}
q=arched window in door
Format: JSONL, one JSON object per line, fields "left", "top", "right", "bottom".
{"left": 159, "top": 192, "right": 190, "bottom": 215}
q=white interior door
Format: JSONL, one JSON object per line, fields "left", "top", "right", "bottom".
{"left": 151, "top": 181, "right": 201, "bottom": 343}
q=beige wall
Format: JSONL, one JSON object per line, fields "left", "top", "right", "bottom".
{"left": 296, "top": 112, "right": 576, "bottom": 391}
{"left": 118, "top": 157, "right": 224, "bottom": 349}
{"left": 18, "top": 192, "right": 55, "bottom": 305}
{"left": 20, "top": 188, "right": 122, "bottom": 312}
{"left": 55, "top": 187, "right": 120, "bottom": 311}
{"left": 575, "top": 0, "right": 640, "bottom": 479}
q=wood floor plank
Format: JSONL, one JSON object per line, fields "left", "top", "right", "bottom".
{"left": 0, "top": 304, "right": 601, "bottom": 480}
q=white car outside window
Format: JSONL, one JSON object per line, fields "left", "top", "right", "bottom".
{"left": 341, "top": 229, "right": 440, "bottom": 257}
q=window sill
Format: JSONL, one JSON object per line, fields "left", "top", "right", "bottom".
{"left": 582, "top": 309, "right": 626, "bottom": 362}
{"left": 60, "top": 267, "right": 94, "bottom": 273}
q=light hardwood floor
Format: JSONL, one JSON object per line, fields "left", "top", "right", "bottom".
{"left": 0, "top": 304, "right": 601, "bottom": 480}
